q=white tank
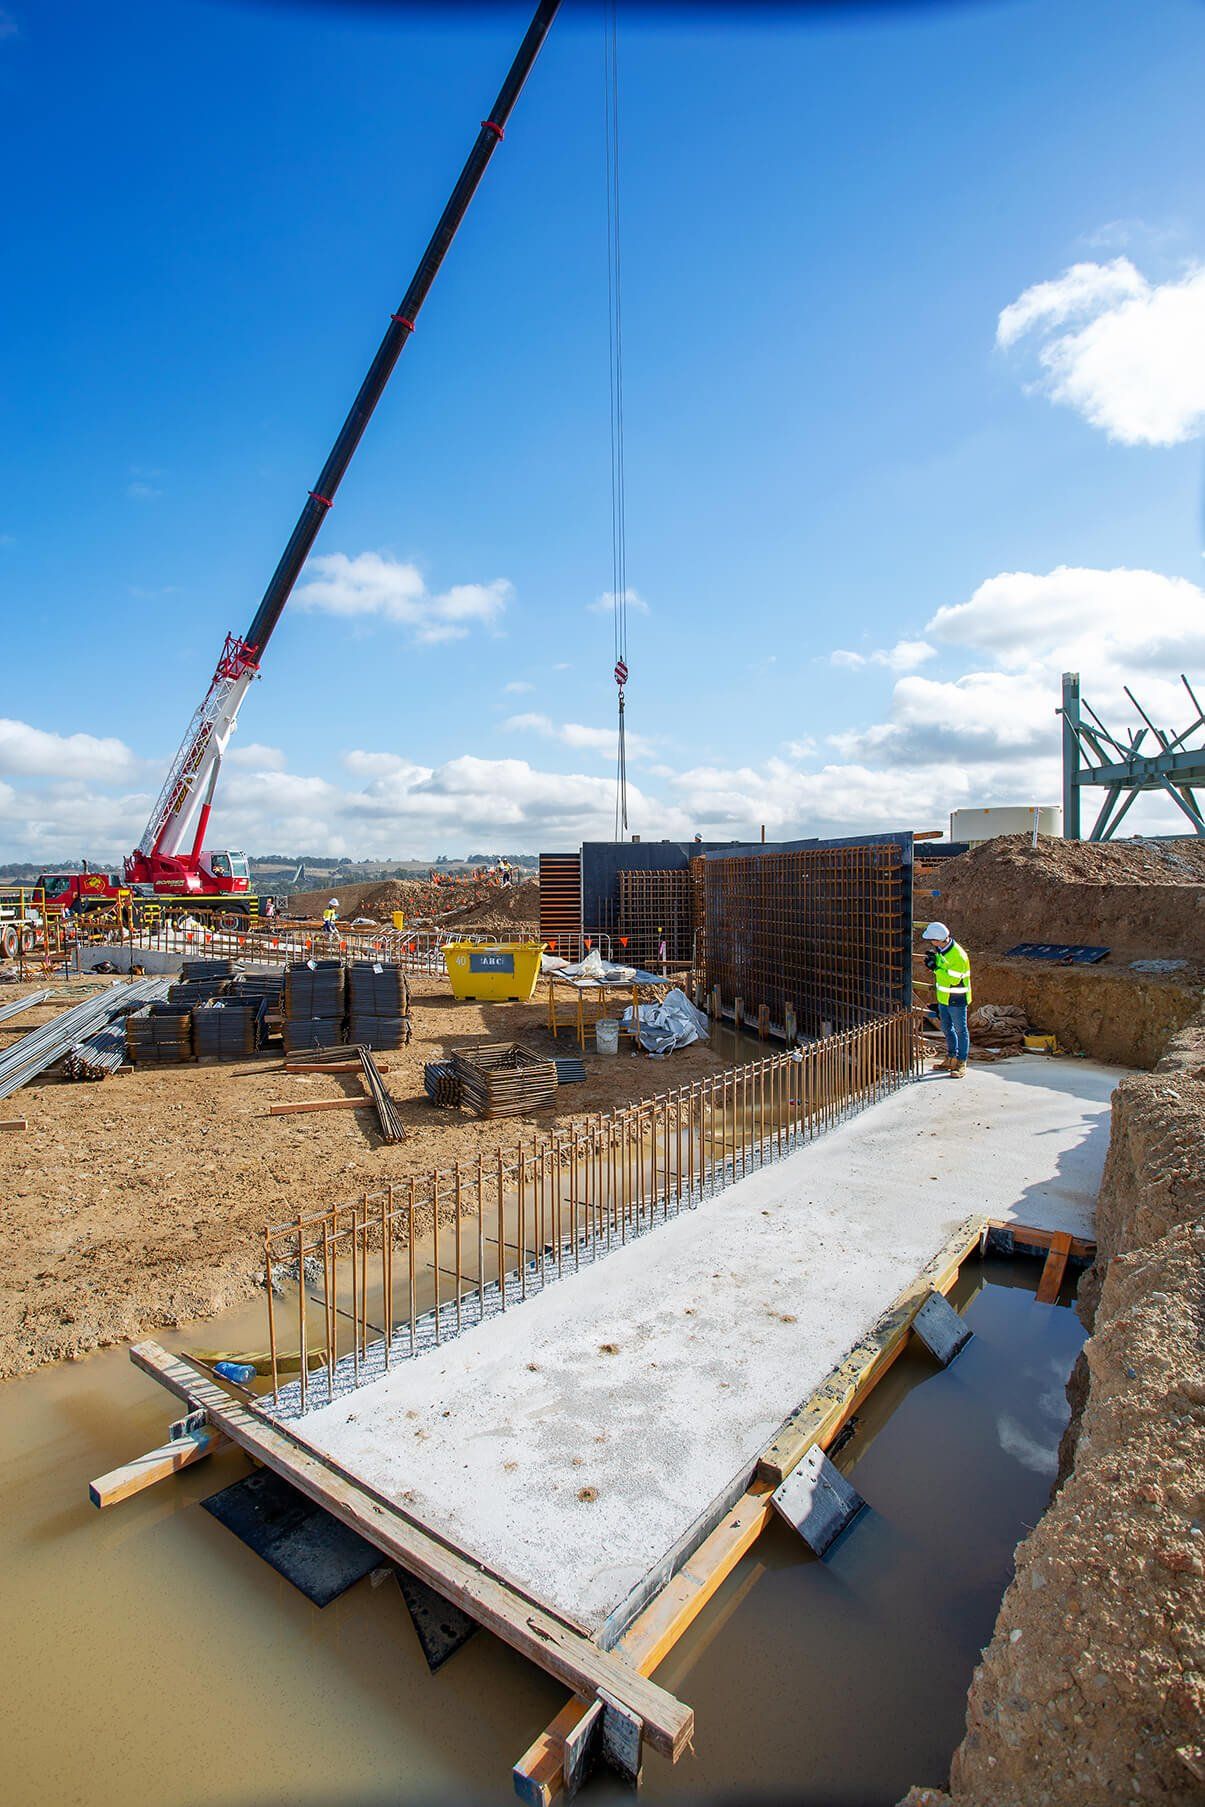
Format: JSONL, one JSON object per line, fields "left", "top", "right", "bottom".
{"left": 949, "top": 805, "right": 1062, "bottom": 843}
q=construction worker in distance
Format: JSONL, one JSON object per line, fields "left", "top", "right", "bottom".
{"left": 323, "top": 897, "right": 339, "bottom": 939}
{"left": 922, "top": 921, "right": 972, "bottom": 1078}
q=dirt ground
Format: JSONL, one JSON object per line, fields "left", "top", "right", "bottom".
{"left": 970, "top": 956, "right": 1202, "bottom": 1069}
{"left": 0, "top": 969, "right": 727, "bottom": 1380}
{"left": 903, "top": 1018, "right": 1205, "bottom": 1807}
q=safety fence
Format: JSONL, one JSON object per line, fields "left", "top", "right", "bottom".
{"left": 262, "top": 1009, "right": 914, "bottom": 1418}
{"left": 93, "top": 921, "right": 611, "bottom": 974}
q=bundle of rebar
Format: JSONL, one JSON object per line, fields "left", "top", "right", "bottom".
{"left": 63, "top": 1023, "right": 127, "bottom": 1080}
{"left": 284, "top": 1042, "right": 364, "bottom": 1070}
{"left": 452, "top": 1041, "right": 557, "bottom": 1119}
{"left": 423, "top": 1060, "right": 461, "bottom": 1106}
{"left": 358, "top": 1046, "right": 405, "bottom": 1141}
{"left": 193, "top": 997, "right": 265, "bottom": 1059}
{"left": 126, "top": 1003, "right": 194, "bottom": 1064}
{"left": 0, "top": 989, "right": 51, "bottom": 1027}
{"left": 553, "top": 1056, "right": 587, "bottom": 1085}
{"left": 0, "top": 977, "right": 171, "bottom": 1099}
{"left": 282, "top": 1016, "right": 348, "bottom": 1052}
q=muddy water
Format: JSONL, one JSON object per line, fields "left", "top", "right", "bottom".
{"left": 2, "top": 1259, "right": 1082, "bottom": 1806}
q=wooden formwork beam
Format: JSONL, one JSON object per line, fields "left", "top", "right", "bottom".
{"left": 127, "top": 1342, "right": 693, "bottom": 1762}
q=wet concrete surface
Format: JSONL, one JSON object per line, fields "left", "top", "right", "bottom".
{"left": 1, "top": 1257, "right": 1083, "bottom": 1806}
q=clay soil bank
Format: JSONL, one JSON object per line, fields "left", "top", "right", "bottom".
{"left": 0, "top": 971, "right": 728, "bottom": 1381}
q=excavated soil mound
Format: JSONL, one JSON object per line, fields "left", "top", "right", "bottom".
{"left": 289, "top": 875, "right": 539, "bottom": 930}
{"left": 924, "top": 834, "right": 1205, "bottom": 964}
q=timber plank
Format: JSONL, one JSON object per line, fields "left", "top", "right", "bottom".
{"left": 89, "top": 1426, "right": 227, "bottom": 1508}
{"left": 128, "top": 1342, "right": 692, "bottom": 1760}
{"left": 1035, "top": 1231, "right": 1073, "bottom": 1304}
{"left": 268, "top": 1096, "right": 371, "bottom": 1116}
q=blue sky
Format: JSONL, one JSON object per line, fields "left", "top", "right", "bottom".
{"left": 2, "top": 0, "right": 1204, "bottom": 860}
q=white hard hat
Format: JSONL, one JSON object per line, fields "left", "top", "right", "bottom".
{"left": 922, "top": 921, "right": 949, "bottom": 941}
{"left": 329, "top": 897, "right": 338, "bottom": 906}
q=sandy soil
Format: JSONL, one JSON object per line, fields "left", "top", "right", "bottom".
{"left": 923, "top": 833, "right": 1205, "bottom": 964}
{"left": 903, "top": 1018, "right": 1205, "bottom": 1807}
{"left": 970, "top": 956, "right": 1202, "bottom": 1070}
{"left": 0, "top": 970, "right": 728, "bottom": 1380}
{"left": 290, "top": 874, "right": 540, "bottom": 934}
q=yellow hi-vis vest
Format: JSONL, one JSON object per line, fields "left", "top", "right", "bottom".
{"left": 323, "top": 907, "right": 337, "bottom": 925}
{"left": 934, "top": 939, "right": 972, "bottom": 1006}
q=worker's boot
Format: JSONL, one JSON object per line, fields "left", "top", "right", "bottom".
{"left": 950, "top": 1060, "right": 967, "bottom": 1079}
{"left": 932, "top": 1054, "right": 953, "bottom": 1072}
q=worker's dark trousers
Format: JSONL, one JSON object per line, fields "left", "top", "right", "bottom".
{"left": 938, "top": 1000, "right": 969, "bottom": 1062}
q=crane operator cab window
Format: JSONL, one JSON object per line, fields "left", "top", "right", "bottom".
{"left": 207, "top": 852, "right": 250, "bottom": 885}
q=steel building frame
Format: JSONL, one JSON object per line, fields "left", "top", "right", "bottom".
{"left": 1059, "top": 671, "right": 1205, "bottom": 840}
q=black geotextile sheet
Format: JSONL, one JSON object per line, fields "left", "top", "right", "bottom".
{"left": 192, "top": 998, "right": 265, "bottom": 1058}
{"left": 283, "top": 959, "right": 345, "bottom": 1017}
{"left": 347, "top": 1012, "right": 412, "bottom": 1051}
{"left": 347, "top": 961, "right": 410, "bottom": 1015}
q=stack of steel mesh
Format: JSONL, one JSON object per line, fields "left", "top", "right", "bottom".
{"left": 193, "top": 997, "right": 265, "bottom": 1059}
{"left": 126, "top": 1003, "right": 194, "bottom": 1064}
{"left": 347, "top": 961, "right": 412, "bottom": 1051}
{"left": 167, "top": 977, "right": 231, "bottom": 1006}
{"left": 423, "top": 1060, "right": 461, "bottom": 1106}
{"left": 282, "top": 959, "right": 346, "bottom": 1053}
{"left": 181, "top": 957, "right": 236, "bottom": 982}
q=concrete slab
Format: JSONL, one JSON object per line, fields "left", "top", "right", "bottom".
{"left": 289, "top": 1056, "right": 1122, "bottom": 1640}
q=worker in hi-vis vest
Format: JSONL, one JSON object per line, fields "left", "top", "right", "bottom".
{"left": 322, "top": 898, "right": 339, "bottom": 938}
{"left": 922, "top": 921, "right": 972, "bottom": 1078}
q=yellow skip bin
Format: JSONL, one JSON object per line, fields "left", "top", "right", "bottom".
{"left": 443, "top": 939, "right": 544, "bottom": 1002}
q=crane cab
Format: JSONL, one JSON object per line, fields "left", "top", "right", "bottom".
{"left": 199, "top": 850, "right": 251, "bottom": 893}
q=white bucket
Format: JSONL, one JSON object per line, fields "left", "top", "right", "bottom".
{"left": 595, "top": 1017, "right": 620, "bottom": 1056}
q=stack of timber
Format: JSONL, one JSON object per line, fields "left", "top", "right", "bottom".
{"left": 282, "top": 959, "right": 346, "bottom": 1053}
{"left": 452, "top": 1041, "right": 557, "bottom": 1120}
{"left": 423, "top": 1060, "right": 461, "bottom": 1106}
{"left": 347, "top": 960, "right": 412, "bottom": 1051}
{"left": 193, "top": 997, "right": 265, "bottom": 1059}
{"left": 126, "top": 1003, "right": 194, "bottom": 1064}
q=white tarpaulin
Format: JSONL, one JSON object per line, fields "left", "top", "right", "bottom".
{"left": 622, "top": 987, "right": 710, "bottom": 1055}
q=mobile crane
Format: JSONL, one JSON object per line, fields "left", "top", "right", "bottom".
{"left": 104, "top": 0, "right": 558, "bottom": 915}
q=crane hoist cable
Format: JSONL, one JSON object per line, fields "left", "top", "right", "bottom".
{"left": 604, "top": 0, "right": 630, "bottom": 837}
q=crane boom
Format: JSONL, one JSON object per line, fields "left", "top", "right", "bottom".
{"left": 129, "top": 0, "right": 560, "bottom": 892}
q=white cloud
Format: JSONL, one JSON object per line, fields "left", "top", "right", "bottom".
{"left": 586, "top": 586, "right": 650, "bottom": 616}
{"left": 225, "top": 742, "right": 286, "bottom": 771}
{"left": 830, "top": 639, "right": 936, "bottom": 673}
{"left": 296, "top": 551, "right": 511, "bottom": 644}
{"left": 0, "top": 719, "right": 136, "bottom": 783}
{"left": 503, "top": 680, "right": 534, "bottom": 695}
{"left": 503, "top": 712, "right": 654, "bottom": 760}
{"left": 997, "top": 257, "right": 1205, "bottom": 445}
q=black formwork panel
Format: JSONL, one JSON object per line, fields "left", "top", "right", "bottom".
{"left": 579, "top": 840, "right": 742, "bottom": 938}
